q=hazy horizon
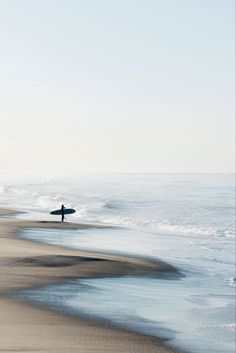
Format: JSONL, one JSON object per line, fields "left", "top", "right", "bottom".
{"left": 0, "top": 0, "right": 235, "bottom": 174}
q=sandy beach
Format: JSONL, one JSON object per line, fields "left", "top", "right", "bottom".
{"left": 0, "top": 208, "right": 182, "bottom": 353}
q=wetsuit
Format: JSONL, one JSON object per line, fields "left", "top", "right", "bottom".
{"left": 61, "top": 205, "right": 65, "bottom": 222}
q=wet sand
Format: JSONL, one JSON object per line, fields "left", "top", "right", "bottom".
{"left": 0, "top": 208, "right": 182, "bottom": 353}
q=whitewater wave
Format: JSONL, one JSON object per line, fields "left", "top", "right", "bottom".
{"left": 0, "top": 186, "right": 74, "bottom": 211}
{"left": 0, "top": 177, "right": 235, "bottom": 240}
{"left": 73, "top": 211, "right": 235, "bottom": 239}
{"left": 1, "top": 185, "right": 234, "bottom": 238}
{"left": 35, "top": 195, "right": 73, "bottom": 210}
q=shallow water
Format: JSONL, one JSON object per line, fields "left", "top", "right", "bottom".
{"left": 19, "top": 225, "right": 235, "bottom": 353}
{"left": 17, "top": 275, "right": 235, "bottom": 353}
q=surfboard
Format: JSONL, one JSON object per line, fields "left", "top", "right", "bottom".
{"left": 50, "top": 208, "right": 76, "bottom": 215}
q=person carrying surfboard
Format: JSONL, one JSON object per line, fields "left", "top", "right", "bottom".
{"left": 50, "top": 207, "right": 76, "bottom": 220}
{"left": 61, "top": 204, "right": 65, "bottom": 222}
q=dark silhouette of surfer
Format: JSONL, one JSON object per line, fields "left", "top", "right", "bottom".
{"left": 61, "top": 204, "right": 65, "bottom": 222}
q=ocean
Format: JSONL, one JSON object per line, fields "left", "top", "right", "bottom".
{"left": 0, "top": 173, "right": 235, "bottom": 353}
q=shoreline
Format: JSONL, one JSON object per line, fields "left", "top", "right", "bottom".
{"left": 0, "top": 207, "right": 183, "bottom": 353}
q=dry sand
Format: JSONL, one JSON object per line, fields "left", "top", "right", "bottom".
{"left": 0, "top": 208, "right": 182, "bottom": 353}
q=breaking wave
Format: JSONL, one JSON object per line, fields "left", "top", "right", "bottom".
{"left": 0, "top": 174, "right": 235, "bottom": 240}
{"left": 84, "top": 214, "right": 235, "bottom": 238}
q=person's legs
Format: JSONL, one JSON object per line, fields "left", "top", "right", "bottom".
{"left": 61, "top": 214, "right": 64, "bottom": 222}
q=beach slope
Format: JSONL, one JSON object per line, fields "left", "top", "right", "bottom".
{"left": 0, "top": 208, "right": 181, "bottom": 353}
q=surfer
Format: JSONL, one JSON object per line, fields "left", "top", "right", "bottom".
{"left": 61, "top": 204, "right": 65, "bottom": 222}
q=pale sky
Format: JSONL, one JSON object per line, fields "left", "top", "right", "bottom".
{"left": 0, "top": 0, "right": 235, "bottom": 174}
